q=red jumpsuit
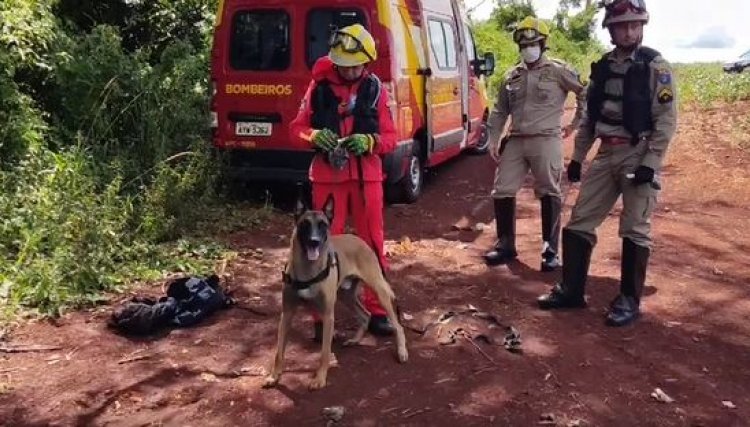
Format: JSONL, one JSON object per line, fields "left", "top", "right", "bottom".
{"left": 289, "top": 56, "right": 397, "bottom": 317}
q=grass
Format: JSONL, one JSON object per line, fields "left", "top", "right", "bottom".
{"left": 674, "top": 63, "right": 750, "bottom": 108}
{"left": 0, "top": 198, "right": 274, "bottom": 322}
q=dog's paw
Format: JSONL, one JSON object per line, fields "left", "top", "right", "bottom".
{"left": 308, "top": 375, "right": 327, "bottom": 390}
{"left": 397, "top": 348, "right": 409, "bottom": 363}
{"left": 262, "top": 375, "right": 280, "bottom": 388}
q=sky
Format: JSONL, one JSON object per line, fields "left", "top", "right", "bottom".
{"left": 465, "top": 0, "right": 750, "bottom": 63}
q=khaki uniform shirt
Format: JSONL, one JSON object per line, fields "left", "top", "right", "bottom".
{"left": 487, "top": 56, "right": 586, "bottom": 143}
{"left": 573, "top": 50, "right": 678, "bottom": 171}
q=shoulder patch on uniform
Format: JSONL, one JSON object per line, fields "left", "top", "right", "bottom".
{"left": 657, "top": 69, "right": 672, "bottom": 84}
{"left": 658, "top": 87, "right": 674, "bottom": 104}
{"left": 504, "top": 66, "right": 519, "bottom": 81}
{"left": 652, "top": 56, "right": 673, "bottom": 83}
{"left": 505, "top": 65, "right": 523, "bottom": 81}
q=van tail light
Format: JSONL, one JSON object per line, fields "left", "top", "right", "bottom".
{"left": 210, "top": 79, "right": 218, "bottom": 130}
{"left": 383, "top": 80, "right": 397, "bottom": 120}
{"left": 210, "top": 111, "right": 218, "bottom": 129}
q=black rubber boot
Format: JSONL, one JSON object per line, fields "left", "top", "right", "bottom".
{"left": 538, "top": 229, "right": 592, "bottom": 309}
{"left": 540, "top": 195, "right": 562, "bottom": 272}
{"left": 368, "top": 315, "right": 394, "bottom": 336}
{"left": 484, "top": 197, "right": 517, "bottom": 266}
{"left": 606, "top": 238, "right": 650, "bottom": 327}
{"left": 313, "top": 321, "right": 323, "bottom": 343}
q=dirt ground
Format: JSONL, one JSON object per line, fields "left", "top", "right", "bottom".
{"left": 2, "top": 103, "right": 750, "bottom": 427}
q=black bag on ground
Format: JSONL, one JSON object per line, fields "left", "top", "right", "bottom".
{"left": 109, "top": 274, "right": 232, "bottom": 335}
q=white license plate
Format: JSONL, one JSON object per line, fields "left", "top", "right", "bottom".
{"left": 235, "top": 121, "right": 272, "bottom": 136}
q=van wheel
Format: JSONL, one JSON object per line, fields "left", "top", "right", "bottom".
{"left": 469, "top": 120, "right": 490, "bottom": 155}
{"left": 388, "top": 145, "right": 424, "bottom": 204}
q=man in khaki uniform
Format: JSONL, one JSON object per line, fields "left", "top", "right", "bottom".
{"left": 538, "top": 0, "right": 678, "bottom": 327}
{"left": 484, "top": 16, "right": 585, "bottom": 272}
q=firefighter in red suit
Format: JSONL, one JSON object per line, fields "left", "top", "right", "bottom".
{"left": 290, "top": 24, "right": 397, "bottom": 339}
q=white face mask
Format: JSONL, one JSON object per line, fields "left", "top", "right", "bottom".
{"left": 521, "top": 45, "right": 542, "bottom": 64}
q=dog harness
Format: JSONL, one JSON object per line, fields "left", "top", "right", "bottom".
{"left": 282, "top": 251, "right": 340, "bottom": 291}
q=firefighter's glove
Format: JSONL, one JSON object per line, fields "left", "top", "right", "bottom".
{"left": 567, "top": 160, "right": 582, "bottom": 183}
{"left": 631, "top": 165, "right": 655, "bottom": 185}
{"left": 311, "top": 129, "right": 338, "bottom": 152}
{"left": 343, "top": 134, "right": 376, "bottom": 156}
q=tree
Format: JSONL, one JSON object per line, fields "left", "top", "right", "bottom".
{"left": 55, "top": 0, "right": 214, "bottom": 58}
{"left": 491, "top": 0, "right": 536, "bottom": 31}
{"left": 553, "top": 0, "right": 599, "bottom": 43}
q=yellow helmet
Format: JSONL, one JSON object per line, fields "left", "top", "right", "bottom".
{"left": 328, "top": 24, "right": 377, "bottom": 67}
{"left": 513, "top": 16, "right": 550, "bottom": 46}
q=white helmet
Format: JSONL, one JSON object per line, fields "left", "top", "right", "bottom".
{"left": 601, "top": 0, "right": 649, "bottom": 28}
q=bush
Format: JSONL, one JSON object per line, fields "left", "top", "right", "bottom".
{"left": 137, "top": 141, "right": 218, "bottom": 243}
{"left": 0, "top": 148, "right": 131, "bottom": 316}
{"left": 0, "top": 3, "right": 228, "bottom": 318}
{"left": 0, "top": 71, "right": 47, "bottom": 167}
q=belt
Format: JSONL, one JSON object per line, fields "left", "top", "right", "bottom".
{"left": 600, "top": 136, "right": 631, "bottom": 145}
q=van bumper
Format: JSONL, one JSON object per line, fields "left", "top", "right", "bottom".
{"left": 219, "top": 148, "right": 314, "bottom": 183}
{"left": 216, "top": 141, "right": 413, "bottom": 184}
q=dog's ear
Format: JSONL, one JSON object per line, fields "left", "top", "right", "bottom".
{"left": 322, "top": 193, "right": 335, "bottom": 224}
{"left": 294, "top": 198, "right": 308, "bottom": 222}
{"left": 293, "top": 182, "right": 308, "bottom": 222}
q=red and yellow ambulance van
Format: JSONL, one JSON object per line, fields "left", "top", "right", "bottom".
{"left": 209, "top": 0, "right": 495, "bottom": 202}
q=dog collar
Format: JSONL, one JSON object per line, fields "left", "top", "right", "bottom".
{"left": 282, "top": 252, "right": 339, "bottom": 290}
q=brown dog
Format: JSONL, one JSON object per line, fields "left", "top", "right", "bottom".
{"left": 263, "top": 195, "right": 408, "bottom": 390}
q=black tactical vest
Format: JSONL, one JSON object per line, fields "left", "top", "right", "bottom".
{"left": 587, "top": 46, "right": 660, "bottom": 143}
{"left": 310, "top": 74, "right": 381, "bottom": 136}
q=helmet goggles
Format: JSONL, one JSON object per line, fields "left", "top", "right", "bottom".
{"left": 601, "top": 0, "right": 646, "bottom": 16}
{"left": 329, "top": 30, "right": 375, "bottom": 63}
{"left": 513, "top": 28, "right": 542, "bottom": 44}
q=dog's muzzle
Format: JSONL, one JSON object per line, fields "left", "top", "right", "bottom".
{"left": 305, "top": 239, "right": 322, "bottom": 261}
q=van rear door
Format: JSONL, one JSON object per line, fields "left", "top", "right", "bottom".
{"left": 215, "top": 7, "right": 302, "bottom": 152}
{"left": 211, "top": 5, "right": 369, "bottom": 181}
{"left": 425, "top": 17, "right": 464, "bottom": 159}
{"left": 450, "top": 0, "right": 470, "bottom": 149}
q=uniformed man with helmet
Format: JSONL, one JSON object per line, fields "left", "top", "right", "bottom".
{"left": 484, "top": 16, "right": 586, "bottom": 272}
{"left": 537, "top": 0, "right": 678, "bottom": 327}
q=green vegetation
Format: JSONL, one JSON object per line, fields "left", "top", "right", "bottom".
{"left": 673, "top": 63, "right": 750, "bottom": 107}
{"left": 3, "top": 0, "right": 750, "bottom": 320}
{"left": 0, "top": 0, "right": 264, "bottom": 319}
{"left": 472, "top": 0, "right": 604, "bottom": 93}
{"left": 471, "top": 1, "right": 750, "bottom": 109}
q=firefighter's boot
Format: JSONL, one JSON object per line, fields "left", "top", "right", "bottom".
{"left": 484, "top": 198, "right": 517, "bottom": 266}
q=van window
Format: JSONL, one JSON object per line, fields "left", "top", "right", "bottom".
{"left": 464, "top": 25, "right": 477, "bottom": 61}
{"left": 428, "top": 20, "right": 457, "bottom": 70}
{"left": 444, "top": 22, "right": 457, "bottom": 68}
{"left": 307, "top": 9, "right": 367, "bottom": 68}
{"left": 230, "top": 11, "right": 290, "bottom": 71}
{"left": 428, "top": 20, "right": 447, "bottom": 68}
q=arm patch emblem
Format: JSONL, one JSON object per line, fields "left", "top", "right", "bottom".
{"left": 657, "top": 70, "right": 672, "bottom": 84}
{"left": 657, "top": 87, "right": 674, "bottom": 104}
